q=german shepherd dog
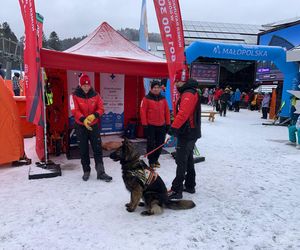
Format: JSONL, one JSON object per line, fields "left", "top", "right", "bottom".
{"left": 110, "top": 138, "right": 196, "bottom": 216}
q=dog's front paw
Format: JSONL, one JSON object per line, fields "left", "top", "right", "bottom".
{"left": 125, "top": 203, "right": 131, "bottom": 208}
{"left": 126, "top": 207, "right": 135, "bottom": 212}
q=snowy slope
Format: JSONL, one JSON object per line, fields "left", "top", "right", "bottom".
{"left": 0, "top": 108, "right": 299, "bottom": 250}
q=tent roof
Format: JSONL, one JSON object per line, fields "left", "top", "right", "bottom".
{"left": 65, "top": 22, "right": 165, "bottom": 62}
{"left": 41, "top": 22, "right": 168, "bottom": 77}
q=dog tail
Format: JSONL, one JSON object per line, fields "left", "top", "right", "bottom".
{"left": 165, "top": 200, "right": 196, "bottom": 210}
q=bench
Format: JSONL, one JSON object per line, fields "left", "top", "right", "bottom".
{"left": 201, "top": 111, "right": 218, "bottom": 122}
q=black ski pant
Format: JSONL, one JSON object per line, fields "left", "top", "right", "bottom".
{"left": 220, "top": 102, "right": 227, "bottom": 116}
{"left": 262, "top": 107, "right": 269, "bottom": 119}
{"left": 147, "top": 125, "right": 166, "bottom": 165}
{"left": 14, "top": 88, "right": 20, "bottom": 96}
{"left": 75, "top": 123, "right": 103, "bottom": 173}
{"left": 234, "top": 101, "right": 240, "bottom": 112}
{"left": 215, "top": 100, "right": 220, "bottom": 111}
{"left": 171, "top": 137, "right": 197, "bottom": 193}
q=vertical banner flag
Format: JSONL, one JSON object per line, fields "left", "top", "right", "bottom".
{"left": 153, "top": 0, "right": 187, "bottom": 106}
{"left": 139, "top": 0, "right": 149, "bottom": 51}
{"left": 139, "top": 0, "right": 151, "bottom": 95}
{"left": 19, "top": 0, "right": 43, "bottom": 127}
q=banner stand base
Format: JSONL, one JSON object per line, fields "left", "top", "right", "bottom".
{"left": 170, "top": 151, "right": 205, "bottom": 164}
{"left": 28, "top": 161, "right": 61, "bottom": 180}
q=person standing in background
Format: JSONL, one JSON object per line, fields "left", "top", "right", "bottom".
{"left": 12, "top": 72, "right": 21, "bottom": 96}
{"left": 219, "top": 88, "right": 231, "bottom": 117}
{"left": 202, "top": 88, "right": 209, "bottom": 104}
{"left": 233, "top": 88, "right": 241, "bottom": 112}
{"left": 208, "top": 88, "right": 214, "bottom": 106}
{"left": 140, "top": 80, "right": 170, "bottom": 168}
{"left": 70, "top": 74, "right": 112, "bottom": 182}
{"left": 261, "top": 93, "right": 271, "bottom": 119}
{"left": 0, "top": 63, "right": 5, "bottom": 79}
{"left": 214, "top": 87, "right": 223, "bottom": 111}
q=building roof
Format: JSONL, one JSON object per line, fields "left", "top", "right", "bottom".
{"left": 287, "top": 45, "right": 300, "bottom": 62}
{"left": 183, "top": 20, "right": 268, "bottom": 45}
{"left": 264, "top": 16, "right": 300, "bottom": 27}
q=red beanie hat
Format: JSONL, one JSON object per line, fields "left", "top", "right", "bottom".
{"left": 175, "top": 67, "right": 189, "bottom": 82}
{"left": 79, "top": 74, "right": 91, "bottom": 86}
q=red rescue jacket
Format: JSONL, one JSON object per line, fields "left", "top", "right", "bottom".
{"left": 171, "top": 79, "right": 201, "bottom": 139}
{"left": 70, "top": 86, "right": 104, "bottom": 126}
{"left": 140, "top": 92, "right": 170, "bottom": 127}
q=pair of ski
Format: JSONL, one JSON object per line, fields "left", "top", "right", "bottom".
{"left": 262, "top": 101, "right": 290, "bottom": 126}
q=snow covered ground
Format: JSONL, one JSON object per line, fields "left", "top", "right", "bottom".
{"left": 0, "top": 108, "right": 299, "bottom": 250}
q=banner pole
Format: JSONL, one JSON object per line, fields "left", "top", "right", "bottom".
{"left": 41, "top": 67, "right": 48, "bottom": 162}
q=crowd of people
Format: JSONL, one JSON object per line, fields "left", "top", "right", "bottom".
{"left": 200, "top": 86, "right": 272, "bottom": 119}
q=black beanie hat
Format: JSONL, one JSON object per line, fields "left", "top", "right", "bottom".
{"left": 150, "top": 80, "right": 161, "bottom": 89}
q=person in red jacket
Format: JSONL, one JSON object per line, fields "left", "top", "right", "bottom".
{"left": 167, "top": 74, "right": 201, "bottom": 199}
{"left": 140, "top": 80, "right": 170, "bottom": 168}
{"left": 70, "top": 74, "right": 112, "bottom": 182}
{"left": 213, "top": 87, "right": 223, "bottom": 111}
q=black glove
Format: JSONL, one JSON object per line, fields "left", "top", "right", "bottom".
{"left": 167, "top": 126, "right": 179, "bottom": 137}
{"left": 143, "top": 126, "right": 148, "bottom": 138}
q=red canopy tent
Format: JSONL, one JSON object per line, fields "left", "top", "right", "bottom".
{"left": 39, "top": 22, "right": 168, "bottom": 155}
{"left": 41, "top": 22, "right": 167, "bottom": 77}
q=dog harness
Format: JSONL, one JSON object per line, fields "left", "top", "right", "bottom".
{"left": 128, "top": 161, "right": 158, "bottom": 187}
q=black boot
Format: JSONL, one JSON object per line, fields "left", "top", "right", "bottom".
{"left": 82, "top": 172, "right": 90, "bottom": 181}
{"left": 98, "top": 172, "right": 113, "bottom": 182}
{"left": 167, "top": 189, "right": 182, "bottom": 199}
{"left": 183, "top": 186, "right": 196, "bottom": 194}
{"left": 96, "top": 163, "right": 112, "bottom": 182}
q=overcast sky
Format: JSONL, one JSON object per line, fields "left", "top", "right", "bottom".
{"left": 1, "top": 0, "right": 300, "bottom": 39}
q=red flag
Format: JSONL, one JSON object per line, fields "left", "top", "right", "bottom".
{"left": 19, "top": 0, "right": 44, "bottom": 127}
{"left": 153, "top": 0, "right": 187, "bottom": 106}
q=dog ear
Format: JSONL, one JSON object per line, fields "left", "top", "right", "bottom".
{"left": 123, "top": 137, "right": 129, "bottom": 145}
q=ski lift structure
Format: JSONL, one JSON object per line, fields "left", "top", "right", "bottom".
{"left": 0, "top": 33, "right": 23, "bottom": 79}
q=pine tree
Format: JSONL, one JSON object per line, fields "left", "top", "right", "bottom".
{"left": 42, "top": 32, "right": 48, "bottom": 48}
{"left": 48, "top": 31, "right": 61, "bottom": 51}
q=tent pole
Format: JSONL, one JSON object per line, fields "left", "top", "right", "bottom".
{"left": 28, "top": 67, "right": 61, "bottom": 180}
{"left": 41, "top": 67, "right": 48, "bottom": 163}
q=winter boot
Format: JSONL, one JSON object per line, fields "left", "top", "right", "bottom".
{"left": 82, "top": 172, "right": 90, "bottom": 181}
{"left": 167, "top": 189, "right": 182, "bottom": 199}
{"left": 96, "top": 163, "right": 112, "bottom": 182}
{"left": 183, "top": 186, "right": 196, "bottom": 194}
{"left": 98, "top": 172, "right": 113, "bottom": 182}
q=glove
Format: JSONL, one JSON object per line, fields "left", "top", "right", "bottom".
{"left": 165, "top": 133, "right": 172, "bottom": 143}
{"left": 86, "top": 114, "right": 96, "bottom": 123}
{"left": 83, "top": 118, "right": 93, "bottom": 131}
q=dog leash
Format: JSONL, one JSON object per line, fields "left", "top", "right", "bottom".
{"left": 142, "top": 138, "right": 170, "bottom": 158}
